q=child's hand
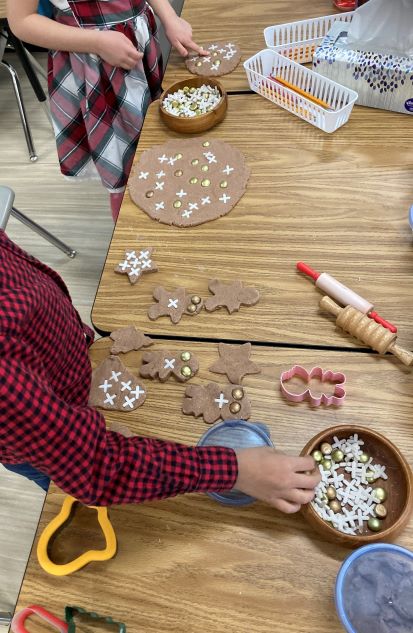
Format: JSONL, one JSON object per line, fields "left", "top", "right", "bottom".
{"left": 164, "top": 15, "right": 209, "bottom": 57}
{"left": 95, "top": 30, "right": 143, "bottom": 69}
{"left": 235, "top": 448, "right": 321, "bottom": 513}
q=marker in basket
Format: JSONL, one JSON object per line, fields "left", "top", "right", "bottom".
{"left": 270, "top": 75, "right": 333, "bottom": 110}
{"left": 297, "top": 261, "right": 397, "bottom": 333}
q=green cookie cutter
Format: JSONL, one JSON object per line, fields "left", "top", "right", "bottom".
{"left": 65, "top": 606, "right": 126, "bottom": 633}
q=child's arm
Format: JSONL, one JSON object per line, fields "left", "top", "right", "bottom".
{"left": 7, "top": 0, "right": 142, "bottom": 69}
{"left": 147, "top": 0, "right": 208, "bottom": 56}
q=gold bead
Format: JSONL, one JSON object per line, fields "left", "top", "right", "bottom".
{"left": 368, "top": 517, "right": 382, "bottom": 532}
{"left": 332, "top": 449, "right": 344, "bottom": 463}
{"left": 174, "top": 169, "right": 183, "bottom": 177}
{"left": 212, "top": 52, "right": 218, "bottom": 57}
{"left": 191, "top": 158, "right": 199, "bottom": 165}
{"left": 201, "top": 165, "right": 209, "bottom": 172}
{"left": 189, "top": 87, "right": 196, "bottom": 93}
{"left": 145, "top": 190, "right": 154, "bottom": 198}
{"left": 220, "top": 180, "right": 228, "bottom": 188}
{"left": 173, "top": 200, "right": 182, "bottom": 208}
{"left": 180, "top": 351, "right": 191, "bottom": 362}
{"left": 201, "top": 179, "right": 210, "bottom": 187}
{"left": 232, "top": 387, "right": 244, "bottom": 400}
{"left": 202, "top": 141, "right": 210, "bottom": 147}
{"left": 187, "top": 303, "right": 197, "bottom": 314}
{"left": 359, "top": 453, "right": 369, "bottom": 464}
{"left": 375, "top": 504, "right": 387, "bottom": 519}
{"left": 189, "top": 103, "right": 197, "bottom": 111}
{"left": 329, "top": 500, "right": 342, "bottom": 513}
{"left": 172, "top": 100, "right": 179, "bottom": 108}
{"left": 311, "top": 450, "right": 323, "bottom": 463}
{"left": 183, "top": 86, "right": 190, "bottom": 93}
{"left": 373, "top": 487, "right": 387, "bottom": 503}
{"left": 326, "top": 486, "right": 336, "bottom": 500}
{"left": 320, "top": 442, "right": 332, "bottom": 456}
{"left": 189, "top": 177, "right": 198, "bottom": 184}
{"left": 215, "top": 59, "right": 221, "bottom": 66}
{"left": 195, "top": 61, "right": 202, "bottom": 67}
{"left": 229, "top": 401, "right": 241, "bottom": 414}
{"left": 321, "top": 459, "right": 332, "bottom": 471}
{"left": 195, "top": 109, "right": 202, "bottom": 115}
{"left": 175, "top": 153, "right": 183, "bottom": 159}
{"left": 366, "top": 470, "right": 376, "bottom": 483}
{"left": 191, "top": 295, "right": 201, "bottom": 305}
{"left": 181, "top": 365, "right": 192, "bottom": 378}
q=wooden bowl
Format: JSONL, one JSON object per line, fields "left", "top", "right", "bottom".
{"left": 301, "top": 425, "right": 413, "bottom": 548}
{"left": 159, "top": 77, "right": 227, "bottom": 134}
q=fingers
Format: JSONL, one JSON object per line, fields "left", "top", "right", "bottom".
{"left": 291, "top": 455, "right": 317, "bottom": 473}
{"left": 185, "top": 39, "right": 209, "bottom": 55}
{"left": 172, "top": 40, "right": 189, "bottom": 57}
{"left": 293, "top": 470, "right": 322, "bottom": 490}
{"left": 273, "top": 499, "right": 302, "bottom": 514}
{"left": 285, "top": 488, "right": 316, "bottom": 505}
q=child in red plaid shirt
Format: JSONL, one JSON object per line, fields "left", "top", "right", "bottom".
{"left": 8, "top": 0, "right": 207, "bottom": 221}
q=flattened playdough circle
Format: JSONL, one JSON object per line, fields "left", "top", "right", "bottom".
{"left": 185, "top": 41, "right": 241, "bottom": 77}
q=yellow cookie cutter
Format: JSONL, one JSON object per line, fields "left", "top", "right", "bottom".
{"left": 37, "top": 496, "right": 117, "bottom": 576}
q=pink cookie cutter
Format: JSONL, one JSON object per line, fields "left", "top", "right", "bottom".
{"left": 280, "top": 365, "right": 346, "bottom": 407}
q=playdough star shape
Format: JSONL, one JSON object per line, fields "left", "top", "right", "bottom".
{"left": 110, "top": 326, "right": 153, "bottom": 354}
{"left": 209, "top": 342, "right": 261, "bottom": 383}
{"left": 114, "top": 246, "right": 157, "bottom": 285}
{"left": 204, "top": 279, "right": 260, "bottom": 314}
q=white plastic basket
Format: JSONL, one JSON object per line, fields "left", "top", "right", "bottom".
{"left": 243, "top": 49, "right": 358, "bottom": 133}
{"left": 264, "top": 12, "right": 354, "bottom": 63}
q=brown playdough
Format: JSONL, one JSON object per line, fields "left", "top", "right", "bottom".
{"left": 129, "top": 138, "right": 250, "bottom": 227}
{"left": 185, "top": 41, "right": 241, "bottom": 77}
{"left": 140, "top": 350, "right": 199, "bottom": 382}
{"left": 182, "top": 383, "right": 251, "bottom": 424}
{"left": 209, "top": 342, "right": 261, "bottom": 383}
{"left": 148, "top": 286, "right": 203, "bottom": 323}
{"left": 205, "top": 279, "right": 260, "bottom": 314}
{"left": 110, "top": 326, "right": 153, "bottom": 354}
{"left": 114, "top": 246, "right": 157, "bottom": 284}
{"left": 89, "top": 355, "right": 147, "bottom": 412}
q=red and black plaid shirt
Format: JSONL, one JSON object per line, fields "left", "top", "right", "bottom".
{"left": 0, "top": 231, "right": 237, "bottom": 505}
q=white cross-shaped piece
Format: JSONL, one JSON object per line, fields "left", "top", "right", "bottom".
{"left": 224, "top": 52, "right": 234, "bottom": 60}
{"left": 219, "top": 194, "right": 231, "bottom": 203}
{"left": 129, "top": 267, "right": 141, "bottom": 277}
{"left": 201, "top": 196, "right": 211, "bottom": 205}
{"left": 118, "top": 260, "right": 130, "bottom": 271}
{"left": 168, "top": 298, "right": 179, "bottom": 309}
{"left": 211, "top": 62, "right": 220, "bottom": 71}
{"left": 158, "top": 154, "right": 168, "bottom": 163}
{"left": 126, "top": 250, "right": 136, "bottom": 260}
{"left": 168, "top": 157, "right": 177, "bottom": 165}
{"left": 110, "top": 371, "right": 122, "bottom": 382}
{"left": 104, "top": 393, "right": 116, "bottom": 405}
{"left": 218, "top": 48, "right": 226, "bottom": 53}
{"left": 188, "top": 202, "right": 198, "bottom": 211}
{"left": 203, "top": 152, "right": 217, "bottom": 164}
{"left": 98, "top": 380, "right": 112, "bottom": 393}
{"left": 164, "top": 358, "right": 176, "bottom": 369}
{"left": 123, "top": 396, "right": 136, "bottom": 409}
{"left": 182, "top": 210, "right": 192, "bottom": 219}
{"left": 155, "top": 202, "right": 165, "bottom": 212}
{"left": 176, "top": 189, "right": 187, "bottom": 198}
{"left": 215, "top": 393, "right": 229, "bottom": 409}
{"left": 139, "top": 250, "right": 150, "bottom": 259}
{"left": 130, "top": 386, "right": 145, "bottom": 399}
{"left": 156, "top": 170, "right": 166, "bottom": 179}
{"left": 141, "top": 259, "right": 152, "bottom": 269}
{"left": 138, "top": 171, "right": 149, "bottom": 180}
{"left": 209, "top": 44, "right": 218, "bottom": 50}
{"left": 155, "top": 181, "right": 164, "bottom": 190}
{"left": 121, "top": 380, "right": 132, "bottom": 391}
{"left": 223, "top": 165, "right": 234, "bottom": 175}
{"left": 226, "top": 42, "right": 236, "bottom": 49}
{"left": 130, "top": 257, "right": 140, "bottom": 267}
{"left": 202, "top": 56, "right": 211, "bottom": 63}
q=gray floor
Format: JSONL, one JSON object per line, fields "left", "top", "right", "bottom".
{"left": 0, "top": 0, "right": 183, "bottom": 619}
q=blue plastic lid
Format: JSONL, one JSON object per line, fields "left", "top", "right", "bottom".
{"left": 409, "top": 205, "right": 413, "bottom": 230}
{"left": 335, "top": 543, "right": 413, "bottom": 633}
{"left": 197, "top": 419, "right": 274, "bottom": 506}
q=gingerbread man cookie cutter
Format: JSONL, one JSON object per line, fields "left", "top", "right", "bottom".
{"left": 280, "top": 365, "right": 346, "bottom": 407}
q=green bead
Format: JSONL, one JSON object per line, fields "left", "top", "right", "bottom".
{"left": 321, "top": 459, "right": 332, "bottom": 471}
{"left": 366, "top": 470, "right": 376, "bottom": 483}
{"left": 373, "top": 487, "right": 387, "bottom": 502}
{"left": 312, "top": 450, "right": 323, "bottom": 463}
{"left": 180, "top": 365, "right": 192, "bottom": 378}
{"left": 332, "top": 449, "right": 344, "bottom": 463}
{"left": 368, "top": 517, "right": 382, "bottom": 532}
{"left": 180, "top": 351, "right": 191, "bottom": 362}
{"left": 359, "top": 453, "right": 369, "bottom": 464}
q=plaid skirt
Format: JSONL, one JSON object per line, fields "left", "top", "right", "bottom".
{"left": 48, "top": 1, "right": 163, "bottom": 192}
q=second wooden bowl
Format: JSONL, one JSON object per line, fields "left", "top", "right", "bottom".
{"left": 301, "top": 425, "right": 413, "bottom": 548}
{"left": 159, "top": 77, "right": 227, "bottom": 134}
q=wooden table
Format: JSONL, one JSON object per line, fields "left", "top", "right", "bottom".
{"left": 163, "top": 0, "right": 340, "bottom": 92}
{"left": 16, "top": 338, "right": 413, "bottom": 632}
{"left": 92, "top": 94, "right": 413, "bottom": 348}
{"left": 0, "top": 1, "right": 6, "bottom": 19}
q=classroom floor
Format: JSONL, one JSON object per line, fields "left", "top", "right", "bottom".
{"left": 0, "top": 2, "right": 181, "bottom": 619}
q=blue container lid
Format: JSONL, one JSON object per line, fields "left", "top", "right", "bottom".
{"left": 335, "top": 543, "right": 413, "bottom": 633}
{"left": 197, "top": 419, "right": 274, "bottom": 506}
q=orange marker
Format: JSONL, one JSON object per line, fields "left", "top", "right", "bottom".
{"left": 270, "top": 75, "right": 333, "bottom": 110}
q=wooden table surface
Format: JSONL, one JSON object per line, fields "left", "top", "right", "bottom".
{"left": 0, "top": 0, "right": 6, "bottom": 19}
{"left": 16, "top": 337, "right": 413, "bottom": 633}
{"left": 163, "top": 0, "right": 340, "bottom": 92}
{"left": 92, "top": 94, "right": 413, "bottom": 348}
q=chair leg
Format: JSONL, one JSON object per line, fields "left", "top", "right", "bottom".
{"left": 0, "top": 612, "right": 12, "bottom": 626}
{"left": 7, "top": 30, "right": 47, "bottom": 104}
{"left": 0, "top": 60, "right": 38, "bottom": 162}
{"left": 11, "top": 207, "right": 77, "bottom": 259}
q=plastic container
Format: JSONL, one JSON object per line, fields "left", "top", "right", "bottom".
{"left": 264, "top": 12, "right": 355, "bottom": 63}
{"left": 197, "top": 419, "right": 274, "bottom": 506}
{"left": 243, "top": 49, "right": 358, "bottom": 133}
{"left": 335, "top": 543, "right": 413, "bottom": 632}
